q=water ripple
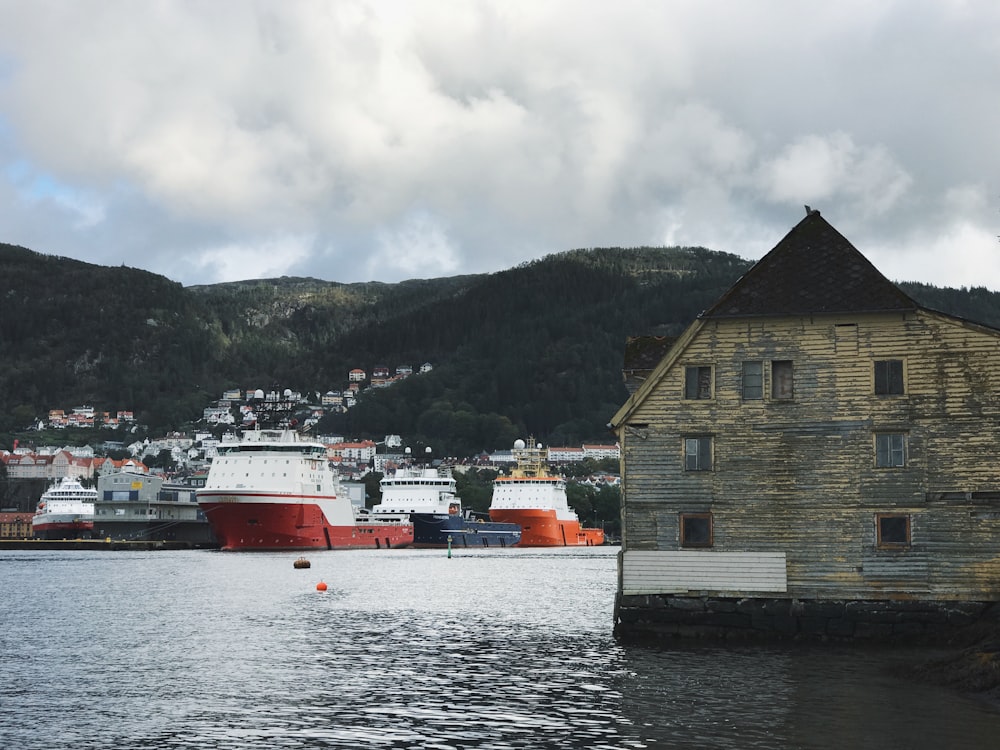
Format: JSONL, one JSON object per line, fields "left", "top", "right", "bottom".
{"left": 2, "top": 548, "right": 999, "bottom": 748}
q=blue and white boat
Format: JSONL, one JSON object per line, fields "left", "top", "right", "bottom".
{"left": 372, "top": 465, "right": 521, "bottom": 548}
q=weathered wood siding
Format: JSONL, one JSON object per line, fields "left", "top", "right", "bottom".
{"left": 621, "top": 550, "right": 787, "bottom": 595}
{"left": 619, "top": 310, "right": 1000, "bottom": 600}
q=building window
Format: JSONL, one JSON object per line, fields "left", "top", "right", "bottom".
{"left": 684, "top": 366, "right": 713, "bottom": 400}
{"left": 875, "top": 433, "right": 906, "bottom": 468}
{"left": 874, "top": 359, "right": 904, "bottom": 395}
{"left": 771, "top": 360, "right": 794, "bottom": 400}
{"left": 742, "top": 361, "right": 763, "bottom": 400}
{"left": 680, "top": 512, "right": 713, "bottom": 548}
{"left": 876, "top": 513, "right": 911, "bottom": 550}
{"left": 684, "top": 437, "right": 712, "bottom": 471}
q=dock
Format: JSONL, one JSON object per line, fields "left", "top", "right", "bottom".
{"left": 0, "top": 539, "right": 219, "bottom": 551}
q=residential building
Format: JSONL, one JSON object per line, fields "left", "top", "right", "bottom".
{"left": 1, "top": 450, "right": 93, "bottom": 480}
{"left": 326, "top": 440, "right": 377, "bottom": 464}
{"left": 583, "top": 444, "right": 620, "bottom": 460}
{"left": 548, "top": 447, "right": 585, "bottom": 463}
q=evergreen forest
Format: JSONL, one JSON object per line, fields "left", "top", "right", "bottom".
{"left": 2, "top": 241, "right": 1000, "bottom": 458}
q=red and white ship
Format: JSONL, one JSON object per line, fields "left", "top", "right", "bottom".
{"left": 32, "top": 476, "right": 97, "bottom": 539}
{"left": 196, "top": 390, "right": 412, "bottom": 551}
{"left": 489, "top": 439, "right": 604, "bottom": 547}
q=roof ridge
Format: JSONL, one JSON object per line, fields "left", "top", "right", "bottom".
{"left": 703, "top": 211, "right": 918, "bottom": 318}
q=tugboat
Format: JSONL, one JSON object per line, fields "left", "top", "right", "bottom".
{"left": 489, "top": 439, "right": 604, "bottom": 547}
{"left": 196, "top": 388, "right": 413, "bottom": 551}
{"left": 372, "top": 449, "right": 521, "bottom": 548}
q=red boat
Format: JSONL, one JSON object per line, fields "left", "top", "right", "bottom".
{"left": 489, "top": 439, "right": 604, "bottom": 547}
{"left": 196, "top": 391, "right": 412, "bottom": 551}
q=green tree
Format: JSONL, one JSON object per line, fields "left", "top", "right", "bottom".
{"left": 145, "top": 449, "right": 176, "bottom": 471}
{"left": 454, "top": 467, "right": 497, "bottom": 514}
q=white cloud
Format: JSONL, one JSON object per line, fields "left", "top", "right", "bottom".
{"left": 184, "top": 234, "right": 315, "bottom": 284}
{"left": 758, "top": 133, "right": 912, "bottom": 216}
{"left": 870, "top": 220, "right": 1000, "bottom": 290}
{"left": 0, "top": 0, "right": 998, "bottom": 291}
{"left": 370, "top": 211, "right": 460, "bottom": 280}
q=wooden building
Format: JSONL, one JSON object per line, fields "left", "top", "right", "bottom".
{"left": 610, "top": 210, "right": 1000, "bottom": 641}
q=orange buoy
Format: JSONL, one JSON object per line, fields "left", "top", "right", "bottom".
{"left": 316, "top": 581, "right": 328, "bottom": 591}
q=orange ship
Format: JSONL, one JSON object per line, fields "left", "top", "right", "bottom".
{"left": 488, "top": 439, "right": 604, "bottom": 547}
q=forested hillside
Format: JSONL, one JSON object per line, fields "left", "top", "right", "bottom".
{"left": 2, "top": 241, "right": 999, "bottom": 456}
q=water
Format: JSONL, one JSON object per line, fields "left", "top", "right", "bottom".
{"left": 2, "top": 547, "right": 998, "bottom": 749}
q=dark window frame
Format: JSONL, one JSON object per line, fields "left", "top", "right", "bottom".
{"left": 742, "top": 361, "right": 763, "bottom": 400}
{"left": 874, "top": 359, "right": 905, "bottom": 396}
{"left": 684, "top": 436, "right": 713, "bottom": 471}
{"left": 680, "top": 512, "right": 714, "bottom": 548}
{"left": 684, "top": 365, "right": 713, "bottom": 400}
{"left": 876, "top": 513, "right": 911, "bottom": 550}
{"left": 771, "top": 360, "right": 794, "bottom": 400}
{"left": 875, "top": 433, "right": 906, "bottom": 468}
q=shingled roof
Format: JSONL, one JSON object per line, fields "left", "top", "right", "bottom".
{"left": 702, "top": 210, "right": 919, "bottom": 319}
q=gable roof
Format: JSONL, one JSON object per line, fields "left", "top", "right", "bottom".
{"left": 702, "top": 210, "right": 918, "bottom": 319}
{"left": 622, "top": 335, "right": 678, "bottom": 395}
{"left": 610, "top": 211, "right": 927, "bottom": 430}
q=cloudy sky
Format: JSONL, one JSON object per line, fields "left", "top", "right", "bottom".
{"left": 1, "top": 1, "right": 998, "bottom": 290}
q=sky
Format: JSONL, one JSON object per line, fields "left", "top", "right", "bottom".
{"left": 0, "top": 0, "right": 998, "bottom": 290}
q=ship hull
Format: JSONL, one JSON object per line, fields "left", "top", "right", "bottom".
{"left": 32, "top": 517, "right": 94, "bottom": 540}
{"left": 198, "top": 495, "right": 413, "bottom": 551}
{"left": 489, "top": 508, "right": 603, "bottom": 547}
{"left": 411, "top": 513, "right": 520, "bottom": 549}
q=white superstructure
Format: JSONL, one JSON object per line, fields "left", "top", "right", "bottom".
{"left": 373, "top": 466, "right": 460, "bottom": 516}
{"left": 32, "top": 476, "right": 97, "bottom": 531}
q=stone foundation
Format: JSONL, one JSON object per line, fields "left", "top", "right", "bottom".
{"left": 613, "top": 593, "right": 1000, "bottom": 643}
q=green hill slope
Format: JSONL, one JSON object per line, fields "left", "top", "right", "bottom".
{"left": 2, "top": 241, "right": 998, "bottom": 456}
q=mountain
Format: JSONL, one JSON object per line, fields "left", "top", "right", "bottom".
{"left": 2, "top": 241, "right": 999, "bottom": 456}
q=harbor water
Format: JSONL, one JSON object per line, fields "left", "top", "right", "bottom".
{"left": 2, "top": 546, "right": 999, "bottom": 749}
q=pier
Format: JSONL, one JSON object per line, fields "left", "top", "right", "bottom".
{"left": 0, "top": 539, "right": 218, "bottom": 551}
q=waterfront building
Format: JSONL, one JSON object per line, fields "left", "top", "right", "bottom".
{"left": 609, "top": 210, "right": 1000, "bottom": 641}
{"left": 94, "top": 471, "right": 215, "bottom": 545}
{"left": 0, "top": 512, "right": 33, "bottom": 539}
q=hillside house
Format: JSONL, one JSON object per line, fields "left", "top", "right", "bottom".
{"left": 322, "top": 391, "right": 344, "bottom": 407}
{"left": 583, "top": 443, "right": 621, "bottom": 460}
{"left": 609, "top": 210, "right": 1000, "bottom": 641}
{"left": 326, "top": 440, "right": 377, "bottom": 464}
{"left": 548, "top": 446, "right": 585, "bottom": 463}
{"left": 1, "top": 450, "right": 93, "bottom": 479}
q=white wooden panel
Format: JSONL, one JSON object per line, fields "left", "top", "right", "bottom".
{"left": 622, "top": 550, "right": 787, "bottom": 595}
